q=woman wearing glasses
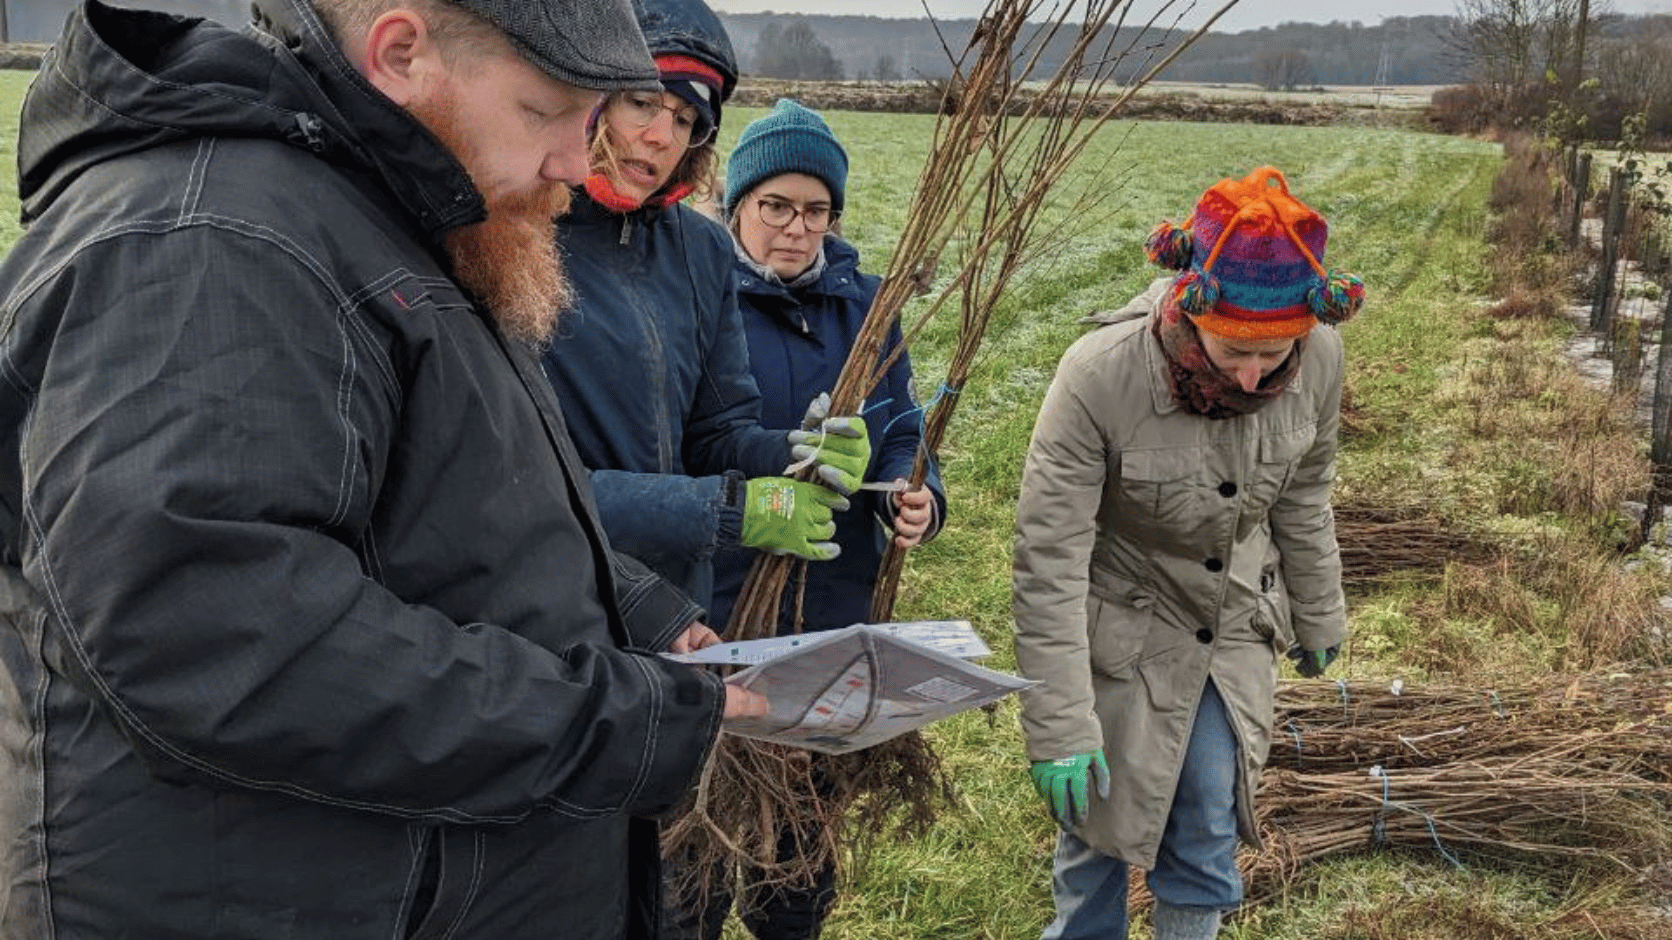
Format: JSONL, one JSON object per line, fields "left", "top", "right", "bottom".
{"left": 541, "top": 1, "right": 867, "bottom": 616}
{"left": 681, "top": 98, "right": 948, "bottom": 940}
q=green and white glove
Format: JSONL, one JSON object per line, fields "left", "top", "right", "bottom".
{"left": 740, "top": 477, "right": 848, "bottom": 561}
{"left": 787, "top": 392, "right": 871, "bottom": 496}
{"left": 1029, "top": 750, "right": 1111, "bottom": 828}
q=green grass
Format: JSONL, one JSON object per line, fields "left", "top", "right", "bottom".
{"left": 713, "top": 109, "right": 1672, "bottom": 937}
{"left": 0, "top": 71, "right": 33, "bottom": 249}
{"left": 5, "top": 78, "right": 1664, "bottom": 939}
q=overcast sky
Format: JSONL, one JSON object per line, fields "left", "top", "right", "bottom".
{"left": 708, "top": 0, "right": 1671, "bottom": 32}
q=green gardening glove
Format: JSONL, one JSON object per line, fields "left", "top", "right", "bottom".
{"left": 1287, "top": 644, "right": 1340, "bottom": 679}
{"left": 740, "top": 477, "right": 848, "bottom": 561}
{"left": 786, "top": 392, "right": 871, "bottom": 496}
{"left": 1029, "top": 750, "right": 1111, "bottom": 828}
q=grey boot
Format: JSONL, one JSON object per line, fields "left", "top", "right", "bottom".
{"left": 1151, "top": 900, "right": 1222, "bottom": 940}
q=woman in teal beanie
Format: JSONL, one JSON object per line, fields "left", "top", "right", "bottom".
{"left": 676, "top": 98, "right": 948, "bottom": 940}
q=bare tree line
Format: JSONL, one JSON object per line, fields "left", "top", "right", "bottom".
{"left": 1436, "top": 1, "right": 1672, "bottom": 140}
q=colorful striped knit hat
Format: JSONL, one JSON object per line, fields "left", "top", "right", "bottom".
{"left": 1144, "top": 166, "right": 1365, "bottom": 340}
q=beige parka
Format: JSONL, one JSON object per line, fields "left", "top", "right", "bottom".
{"left": 1012, "top": 278, "right": 1347, "bottom": 868}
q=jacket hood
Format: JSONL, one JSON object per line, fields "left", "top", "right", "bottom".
{"left": 633, "top": 0, "right": 736, "bottom": 100}
{"left": 19, "top": 0, "right": 484, "bottom": 237}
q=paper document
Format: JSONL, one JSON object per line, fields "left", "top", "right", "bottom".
{"left": 694, "top": 623, "right": 1033, "bottom": 755}
{"left": 663, "top": 619, "right": 992, "bottom": 666}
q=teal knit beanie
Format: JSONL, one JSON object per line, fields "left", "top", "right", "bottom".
{"left": 724, "top": 99, "right": 849, "bottom": 219}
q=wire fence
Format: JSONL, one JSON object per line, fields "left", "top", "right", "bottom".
{"left": 1553, "top": 146, "right": 1672, "bottom": 520}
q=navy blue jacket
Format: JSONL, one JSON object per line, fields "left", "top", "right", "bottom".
{"left": 542, "top": 194, "right": 791, "bottom": 609}
{"left": 710, "top": 237, "right": 947, "bottom": 633}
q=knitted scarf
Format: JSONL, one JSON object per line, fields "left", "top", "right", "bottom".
{"left": 1152, "top": 296, "right": 1304, "bottom": 419}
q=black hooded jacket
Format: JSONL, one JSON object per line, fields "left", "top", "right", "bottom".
{"left": 0, "top": 2, "right": 722, "bottom": 937}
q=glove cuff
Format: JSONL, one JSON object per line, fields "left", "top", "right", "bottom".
{"left": 720, "top": 470, "right": 746, "bottom": 508}
{"left": 718, "top": 470, "right": 748, "bottom": 548}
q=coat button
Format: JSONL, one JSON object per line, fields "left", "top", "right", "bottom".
{"left": 1195, "top": 627, "right": 1214, "bottom": 643}
{"left": 1218, "top": 481, "right": 1237, "bottom": 497}
{"left": 1204, "top": 557, "right": 1223, "bottom": 572}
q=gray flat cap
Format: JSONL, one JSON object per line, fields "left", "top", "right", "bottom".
{"left": 452, "top": 0, "right": 661, "bottom": 91}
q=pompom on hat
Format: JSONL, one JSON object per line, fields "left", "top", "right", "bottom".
{"left": 1143, "top": 166, "right": 1365, "bottom": 340}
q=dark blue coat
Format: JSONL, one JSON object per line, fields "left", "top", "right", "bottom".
{"left": 542, "top": 194, "right": 792, "bottom": 609}
{"left": 710, "top": 237, "right": 947, "bottom": 633}
{"left": 539, "top": 0, "right": 780, "bottom": 613}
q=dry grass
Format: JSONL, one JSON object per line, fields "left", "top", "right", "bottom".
{"left": 1484, "top": 136, "right": 1585, "bottom": 296}
{"left": 1378, "top": 529, "right": 1663, "bottom": 674}
{"left": 1484, "top": 286, "right": 1568, "bottom": 320}
{"left": 1326, "top": 891, "right": 1672, "bottom": 940}
{"left": 1436, "top": 258, "right": 1649, "bottom": 535}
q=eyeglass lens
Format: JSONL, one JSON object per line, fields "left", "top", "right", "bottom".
{"left": 612, "top": 93, "right": 713, "bottom": 148}
{"left": 756, "top": 199, "right": 835, "bottom": 232}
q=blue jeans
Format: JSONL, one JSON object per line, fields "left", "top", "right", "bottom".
{"left": 1040, "top": 681, "right": 1243, "bottom": 940}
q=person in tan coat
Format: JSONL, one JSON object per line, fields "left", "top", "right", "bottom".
{"left": 1012, "top": 166, "right": 1365, "bottom": 940}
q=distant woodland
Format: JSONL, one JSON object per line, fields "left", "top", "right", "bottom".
{"left": 0, "top": 1, "right": 1528, "bottom": 87}
{"left": 7, "top": 1, "right": 1669, "bottom": 141}
{"left": 718, "top": 12, "right": 1476, "bottom": 87}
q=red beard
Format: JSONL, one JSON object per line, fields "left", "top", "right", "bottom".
{"left": 411, "top": 88, "right": 573, "bottom": 348}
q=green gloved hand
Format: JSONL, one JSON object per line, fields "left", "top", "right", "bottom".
{"left": 740, "top": 477, "right": 848, "bottom": 561}
{"left": 787, "top": 392, "right": 871, "bottom": 496}
{"left": 1287, "top": 645, "right": 1340, "bottom": 679}
{"left": 1029, "top": 750, "right": 1110, "bottom": 828}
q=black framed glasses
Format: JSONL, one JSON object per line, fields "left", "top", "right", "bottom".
{"left": 605, "top": 91, "right": 714, "bottom": 149}
{"left": 753, "top": 196, "right": 838, "bottom": 233}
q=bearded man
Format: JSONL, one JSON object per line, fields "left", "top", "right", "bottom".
{"left": 0, "top": 1, "right": 765, "bottom": 938}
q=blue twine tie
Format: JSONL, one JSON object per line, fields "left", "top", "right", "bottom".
{"left": 1367, "top": 765, "right": 1466, "bottom": 869}
{"left": 875, "top": 381, "right": 962, "bottom": 437}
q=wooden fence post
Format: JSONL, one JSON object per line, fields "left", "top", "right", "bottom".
{"left": 1645, "top": 288, "right": 1672, "bottom": 543}
{"left": 1613, "top": 317, "right": 1642, "bottom": 394}
{"left": 1554, "top": 145, "right": 1571, "bottom": 215}
{"left": 1567, "top": 151, "right": 1591, "bottom": 247}
{"left": 1592, "top": 167, "right": 1626, "bottom": 336}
